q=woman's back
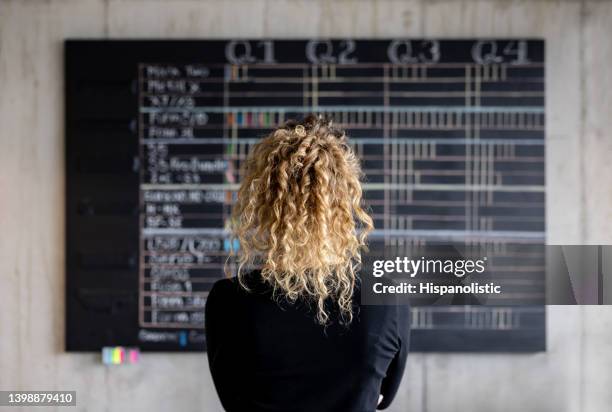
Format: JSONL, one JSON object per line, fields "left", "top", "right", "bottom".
{"left": 205, "top": 116, "right": 410, "bottom": 411}
{"left": 206, "top": 273, "right": 410, "bottom": 412}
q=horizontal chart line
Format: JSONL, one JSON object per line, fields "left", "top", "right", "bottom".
{"left": 139, "top": 322, "right": 204, "bottom": 329}
{"left": 140, "top": 105, "right": 545, "bottom": 114}
{"left": 141, "top": 183, "right": 544, "bottom": 192}
{"left": 139, "top": 62, "right": 545, "bottom": 69}
{"left": 141, "top": 227, "right": 545, "bottom": 241}
{"left": 140, "top": 138, "right": 545, "bottom": 145}
{"left": 142, "top": 77, "right": 545, "bottom": 84}
{"left": 140, "top": 92, "right": 545, "bottom": 98}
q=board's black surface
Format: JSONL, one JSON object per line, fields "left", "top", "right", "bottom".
{"left": 65, "top": 39, "right": 545, "bottom": 352}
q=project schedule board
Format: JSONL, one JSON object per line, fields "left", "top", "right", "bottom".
{"left": 65, "top": 40, "right": 545, "bottom": 352}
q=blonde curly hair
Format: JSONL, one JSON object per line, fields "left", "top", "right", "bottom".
{"left": 228, "top": 114, "right": 373, "bottom": 325}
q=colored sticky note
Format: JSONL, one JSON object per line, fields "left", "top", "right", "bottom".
{"left": 102, "top": 346, "right": 140, "bottom": 365}
{"left": 112, "top": 348, "right": 121, "bottom": 364}
{"left": 128, "top": 349, "right": 139, "bottom": 364}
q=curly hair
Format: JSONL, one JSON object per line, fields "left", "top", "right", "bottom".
{"left": 228, "top": 114, "right": 374, "bottom": 325}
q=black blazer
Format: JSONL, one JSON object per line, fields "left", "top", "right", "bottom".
{"left": 205, "top": 272, "right": 410, "bottom": 412}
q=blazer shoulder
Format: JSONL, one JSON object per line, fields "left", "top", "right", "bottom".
{"left": 206, "top": 278, "right": 242, "bottom": 319}
{"left": 209, "top": 277, "right": 239, "bottom": 298}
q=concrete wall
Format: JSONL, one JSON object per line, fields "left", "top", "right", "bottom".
{"left": 0, "top": 0, "right": 611, "bottom": 411}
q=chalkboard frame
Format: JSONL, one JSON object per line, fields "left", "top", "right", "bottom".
{"left": 65, "top": 39, "right": 546, "bottom": 353}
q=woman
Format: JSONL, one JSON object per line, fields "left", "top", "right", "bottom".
{"left": 205, "top": 115, "right": 410, "bottom": 412}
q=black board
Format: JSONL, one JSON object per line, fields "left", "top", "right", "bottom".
{"left": 65, "top": 39, "right": 545, "bottom": 352}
